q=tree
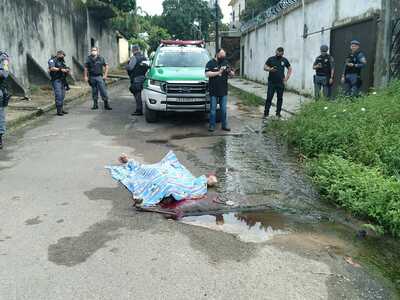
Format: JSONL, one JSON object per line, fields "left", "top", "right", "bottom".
{"left": 99, "top": 0, "right": 136, "bottom": 12}
{"left": 161, "top": 0, "right": 218, "bottom": 40}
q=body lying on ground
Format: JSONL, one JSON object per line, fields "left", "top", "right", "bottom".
{"left": 107, "top": 151, "right": 217, "bottom": 207}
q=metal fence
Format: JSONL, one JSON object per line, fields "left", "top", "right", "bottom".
{"left": 390, "top": 17, "right": 400, "bottom": 79}
{"left": 240, "top": 0, "right": 300, "bottom": 32}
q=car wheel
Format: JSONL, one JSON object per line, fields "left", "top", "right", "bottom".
{"left": 145, "top": 104, "right": 158, "bottom": 123}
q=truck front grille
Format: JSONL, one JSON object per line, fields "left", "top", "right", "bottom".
{"left": 165, "top": 82, "right": 207, "bottom": 96}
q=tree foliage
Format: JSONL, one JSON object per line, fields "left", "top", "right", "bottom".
{"left": 98, "top": 0, "right": 136, "bottom": 12}
{"left": 161, "top": 0, "right": 220, "bottom": 40}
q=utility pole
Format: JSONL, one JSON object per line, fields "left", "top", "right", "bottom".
{"left": 215, "top": 0, "right": 219, "bottom": 53}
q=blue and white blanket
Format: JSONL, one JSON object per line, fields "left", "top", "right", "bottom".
{"left": 106, "top": 151, "right": 208, "bottom": 207}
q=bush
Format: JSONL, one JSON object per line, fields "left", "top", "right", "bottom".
{"left": 279, "top": 81, "right": 400, "bottom": 177}
{"left": 272, "top": 80, "right": 400, "bottom": 236}
{"left": 308, "top": 155, "right": 400, "bottom": 237}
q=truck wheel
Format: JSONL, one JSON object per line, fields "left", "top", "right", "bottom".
{"left": 145, "top": 104, "right": 158, "bottom": 123}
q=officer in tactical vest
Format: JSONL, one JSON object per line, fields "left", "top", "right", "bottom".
{"left": 341, "top": 40, "right": 367, "bottom": 97}
{"left": 313, "top": 45, "right": 335, "bottom": 99}
{"left": 126, "top": 45, "right": 149, "bottom": 116}
{"left": 48, "top": 50, "right": 70, "bottom": 116}
{"left": 0, "top": 51, "right": 10, "bottom": 150}
{"left": 84, "top": 47, "right": 112, "bottom": 110}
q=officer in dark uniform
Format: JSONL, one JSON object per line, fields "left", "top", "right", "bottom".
{"left": 48, "top": 50, "right": 70, "bottom": 116}
{"left": 126, "top": 45, "right": 149, "bottom": 116}
{"left": 84, "top": 47, "right": 112, "bottom": 110}
{"left": 313, "top": 45, "right": 335, "bottom": 99}
{"left": 264, "top": 47, "right": 292, "bottom": 118}
{"left": 341, "top": 40, "right": 367, "bottom": 97}
{"left": 0, "top": 51, "right": 10, "bottom": 149}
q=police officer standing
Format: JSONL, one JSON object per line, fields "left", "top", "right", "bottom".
{"left": 84, "top": 47, "right": 112, "bottom": 110}
{"left": 313, "top": 45, "right": 335, "bottom": 99}
{"left": 0, "top": 51, "right": 10, "bottom": 149}
{"left": 126, "top": 45, "right": 148, "bottom": 116}
{"left": 263, "top": 47, "right": 292, "bottom": 118}
{"left": 48, "top": 50, "right": 70, "bottom": 116}
{"left": 341, "top": 40, "right": 367, "bottom": 97}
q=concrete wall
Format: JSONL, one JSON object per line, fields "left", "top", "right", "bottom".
{"left": 241, "top": 0, "right": 383, "bottom": 95}
{"left": 118, "top": 37, "right": 130, "bottom": 64}
{"left": 0, "top": 0, "right": 119, "bottom": 95}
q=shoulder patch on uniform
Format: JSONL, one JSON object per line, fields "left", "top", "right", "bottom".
{"left": 49, "top": 59, "right": 54, "bottom": 63}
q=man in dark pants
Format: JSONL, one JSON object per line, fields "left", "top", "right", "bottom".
{"left": 341, "top": 40, "right": 367, "bottom": 97}
{"left": 313, "top": 45, "right": 335, "bottom": 99}
{"left": 205, "top": 48, "right": 235, "bottom": 132}
{"left": 48, "top": 50, "right": 70, "bottom": 116}
{"left": 0, "top": 51, "right": 10, "bottom": 149}
{"left": 126, "top": 45, "right": 148, "bottom": 116}
{"left": 264, "top": 47, "right": 292, "bottom": 118}
{"left": 84, "top": 47, "right": 112, "bottom": 110}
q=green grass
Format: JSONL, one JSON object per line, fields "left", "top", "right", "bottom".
{"left": 271, "top": 80, "right": 400, "bottom": 237}
{"left": 229, "top": 85, "right": 264, "bottom": 106}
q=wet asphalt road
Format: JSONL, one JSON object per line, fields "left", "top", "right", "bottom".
{"left": 0, "top": 81, "right": 395, "bottom": 299}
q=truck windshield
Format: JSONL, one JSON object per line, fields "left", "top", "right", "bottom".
{"left": 155, "top": 50, "right": 210, "bottom": 68}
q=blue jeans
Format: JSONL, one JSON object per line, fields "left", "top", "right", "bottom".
{"left": 52, "top": 79, "right": 66, "bottom": 107}
{"left": 314, "top": 75, "right": 332, "bottom": 99}
{"left": 0, "top": 106, "right": 5, "bottom": 135}
{"left": 0, "top": 89, "right": 6, "bottom": 134}
{"left": 344, "top": 74, "right": 361, "bottom": 97}
{"left": 90, "top": 76, "right": 109, "bottom": 103}
{"left": 210, "top": 95, "right": 228, "bottom": 129}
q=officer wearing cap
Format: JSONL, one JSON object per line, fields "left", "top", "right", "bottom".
{"left": 0, "top": 51, "right": 10, "bottom": 149}
{"left": 126, "top": 45, "right": 149, "bottom": 116}
{"left": 341, "top": 40, "right": 367, "bottom": 97}
{"left": 313, "top": 45, "right": 335, "bottom": 99}
{"left": 84, "top": 47, "right": 112, "bottom": 110}
{"left": 48, "top": 50, "right": 70, "bottom": 116}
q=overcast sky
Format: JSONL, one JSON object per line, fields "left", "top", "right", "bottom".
{"left": 136, "top": 0, "right": 231, "bottom": 23}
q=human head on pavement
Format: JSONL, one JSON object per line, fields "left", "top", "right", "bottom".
{"left": 131, "top": 45, "right": 140, "bottom": 55}
{"left": 56, "top": 50, "right": 66, "bottom": 60}
{"left": 350, "top": 40, "right": 360, "bottom": 53}
{"left": 90, "top": 47, "right": 99, "bottom": 57}
{"left": 276, "top": 47, "right": 284, "bottom": 58}
{"left": 215, "top": 48, "right": 226, "bottom": 61}
{"left": 320, "top": 45, "right": 329, "bottom": 55}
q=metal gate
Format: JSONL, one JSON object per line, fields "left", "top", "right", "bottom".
{"left": 390, "top": 17, "right": 400, "bottom": 79}
{"left": 330, "top": 17, "right": 377, "bottom": 95}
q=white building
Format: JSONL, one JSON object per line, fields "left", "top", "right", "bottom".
{"left": 239, "top": 0, "right": 396, "bottom": 96}
{"left": 229, "top": 0, "right": 246, "bottom": 29}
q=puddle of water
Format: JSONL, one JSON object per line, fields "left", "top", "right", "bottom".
{"left": 182, "top": 210, "right": 289, "bottom": 243}
{"left": 179, "top": 120, "right": 400, "bottom": 295}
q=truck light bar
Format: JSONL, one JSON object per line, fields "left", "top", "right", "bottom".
{"left": 160, "top": 40, "right": 205, "bottom": 47}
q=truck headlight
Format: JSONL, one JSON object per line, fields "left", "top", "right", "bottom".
{"left": 149, "top": 80, "right": 166, "bottom": 92}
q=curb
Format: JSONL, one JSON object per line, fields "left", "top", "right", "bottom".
{"left": 6, "top": 79, "right": 123, "bottom": 131}
{"left": 229, "top": 83, "right": 296, "bottom": 116}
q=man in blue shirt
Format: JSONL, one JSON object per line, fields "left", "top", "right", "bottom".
{"left": 48, "top": 50, "right": 70, "bottom": 116}
{"left": 341, "top": 40, "right": 367, "bottom": 97}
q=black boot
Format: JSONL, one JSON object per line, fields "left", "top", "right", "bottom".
{"left": 61, "top": 105, "right": 68, "bottom": 114}
{"left": 56, "top": 106, "right": 63, "bottom": 116}
{"left": 104, "top": 100, "right": 112, "bottom": 110}
{"left": 0, "top": 134, "right": 3, "bottom": 150}
{"left": 91, "top": 101, "right": 99, "bottom": 110}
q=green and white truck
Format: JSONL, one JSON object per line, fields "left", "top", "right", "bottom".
{"left": 143, "top": 40, "right": 211, "bottom": 123}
